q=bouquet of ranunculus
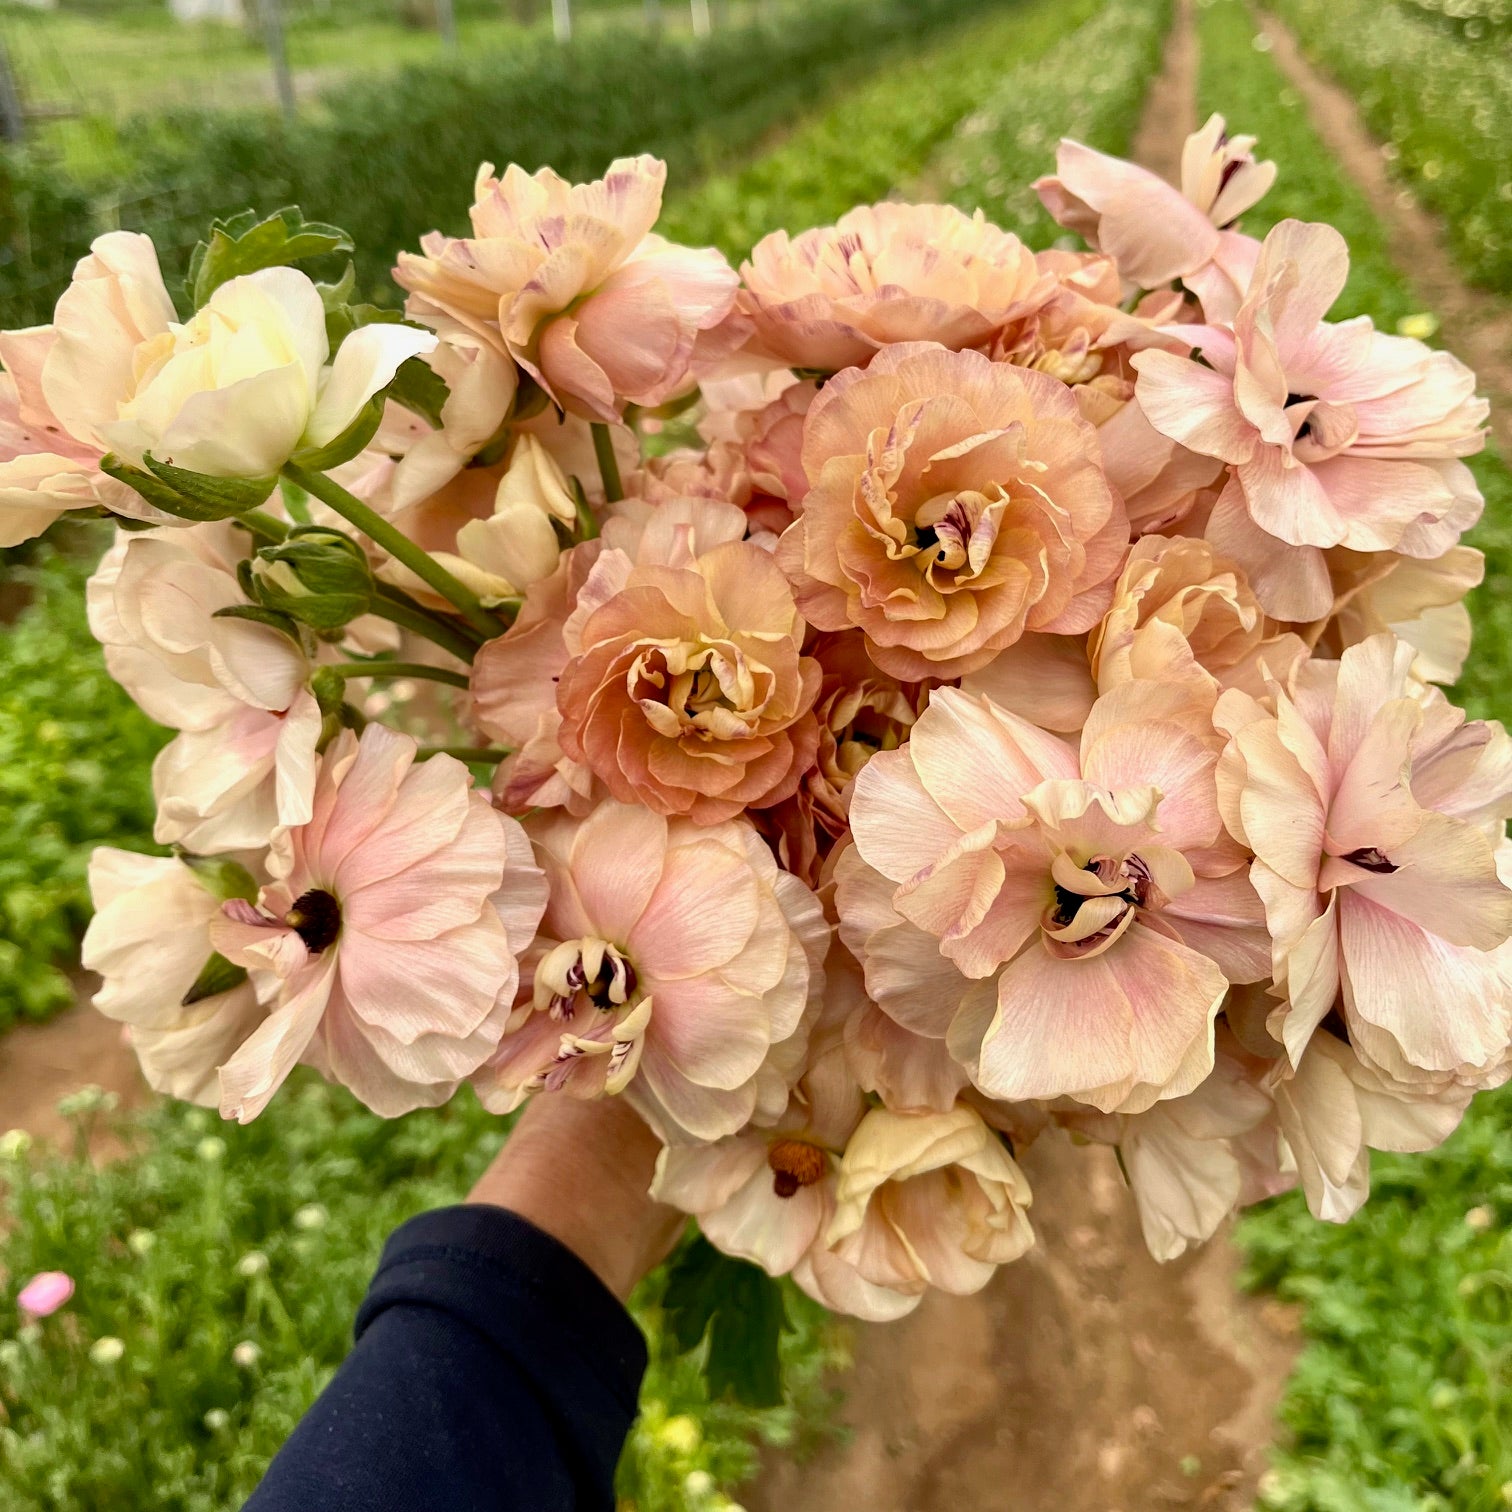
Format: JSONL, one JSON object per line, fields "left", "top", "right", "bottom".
{"left": 8, "top": 119, "right": 1507, "bottom": 1385}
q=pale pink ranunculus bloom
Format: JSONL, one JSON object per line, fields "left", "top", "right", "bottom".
{"left": 37, "top": 232, "right": 430, "bottom": 481}
{"left": 820, "top": 1103, "right": 1034, "bottom": 1308}
{"left": 964, "top": 533, "right": 1308, "bottom": 734}
{"left": 839, "top": 682, "right": 1270, "bottom": 1115}
{"left": 1132, "top": 221, "right": 1488, "bottom": 622}
{"left": 738, "top": 202, "right": 1055, "bottom": 375}
{"left": 1034, "top": 113, "right": 1276, "bottom": 293}
{"left": 395, "top": 156, "right": 741, "bottom": 423}
{"left": 473, "top": 801, "right": 829, "bottom": 1142}
{"left": 17, "top": 1272, "right": 75, "bottom": 1319}
{"left": 88, "top": 522, "right": 322, "bottom": 854}
{"left": 777, "top": 342, "right": 1126, "bottom": 680}
{"left": 209, "top": 725, "right": 547, "bottom": 1122}
{"left": 83, "top": 848, "right": 270, "bottom": 1107}
{"left": 0, "top": 327, "right": 153, "bottom": 546}
{"left": 1217, "top": 633, "right": 1512, "bottom": 1091}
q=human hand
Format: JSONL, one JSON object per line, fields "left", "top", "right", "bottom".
{"left": 467, "top": 1094, "right": 684, "bottom": 1301}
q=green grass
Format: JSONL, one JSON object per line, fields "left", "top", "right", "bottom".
{"left": 0, "top": 532, "right": 167, "bottom": 1033}
{"left": 659, "top": 0, "right": 1089, "bottom": 259}
{"left": 0, "top": 1078, "right": 848, "bottom": 1511}
{"left": 1264, "top": 0, "right": 1512, "bottom": 295}
{"left": 1198, "top": 1, "right": 1512, "bottom": 1504}
{"left": 933, "top": 0, "right": 1172, "bottom": 240}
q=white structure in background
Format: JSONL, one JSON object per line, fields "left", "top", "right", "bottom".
{"left": 689, "top": 0, "right": 709, "bottom": 34}
{"left": 170, "top": 0, "right": 245, "bottom": 21}
{"left": 552, "top": 0, "right": 571, "bottom": 40}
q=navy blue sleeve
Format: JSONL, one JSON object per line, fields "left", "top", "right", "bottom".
{"left": 243, "top": 1205, "right": 648, "bottom": 1512}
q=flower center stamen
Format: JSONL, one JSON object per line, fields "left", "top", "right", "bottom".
{"left": 285, "top": 889, "right": 342, "bottom": 954}
{"left": 767, "top": 1139, "right": 828, "bottom": 1199}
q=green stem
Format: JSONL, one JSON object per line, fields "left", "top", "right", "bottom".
{"left": 367, "top": 597, "right": 479, "bottom": 664}
{"left": 238, "top": 509, "right": 289, "bottom": 544}
{"left": 283, "top": 462, "right": 502, "bottom": 640}
{"left": 590, "top": 422, "right": 624, "bottom": 504}
{"left": 416, "top": 745, "right": 513, "bottom": 763}
{"left": 326, "top": 660, "right": 470, "bottom": 690}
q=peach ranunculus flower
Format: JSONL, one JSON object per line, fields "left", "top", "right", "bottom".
{"left": 1216, "top": 632, "right": 1512, "bottom": 1091}
{"left": 777, "top": 343, "right": 1127, "bottom": 680}
{"left": 1132, "top": 221, "right": 1488, "bottom": 622}
{"left": 0, "top": 327, "right": 154, "bottom": 546}
{"left": 83, "top": 848, "right": 270, "bottom": 1106}
{"left": 552, "top": 531, "right": 821, "bottom": 824}
{"left": 472, "top": 801, "right": 829, "bottom": 1142}
{"left": 817, "top": 1103, "right": 1034, "bottom": 1310}
{"left": 965, "top": 533, "right": 1308, "bottom": 734}
{"left": 839, "top": 683, "right": 1270, "bottom": 1114}
{"left": 87, "top": 523, "right": 323, "bottom": 853}
{"left": 38, "top": 232, "right": 431, "bottom": 482}
{"left": 1034, "top": 114, "right": 1276, "bottom": 293}
{"left": 395, "top": 156, "right": 742, "bottom": 424}
{"left": 737, "top": 202, "right": 1055, "bottom": 375}
{"left": 209, "top": 724, "right": 547, "bottom": 1121}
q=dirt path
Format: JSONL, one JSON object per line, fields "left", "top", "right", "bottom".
{"left": 749, "top": 1135, "right": 1297, "bottom": 1512}
{"left": 0, "top": 990, "right": 146, "bottom": 1146}
{"left": 1131, "top": 0, "right": 1199, "bottom": 184}
{"left": 1251, "top": 6, "right": 1512, "bottom": 458}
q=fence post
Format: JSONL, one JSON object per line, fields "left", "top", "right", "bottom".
{"left": 436, "top": 0, "right": 458, "bottom": 52}
{"left": 643, "top": 0, "right": 660, "bottom": 31}
{"left": 0, "top": 41, "right": 23, "bottom": 145}
{"left": 551, "top": 0, "right": 571, "bottom": 40}
{"left": 689, "top": 0, "right": 709, "bottom": 35}
{"left": 258, "top": 0, "right": 297, "bottom": 118}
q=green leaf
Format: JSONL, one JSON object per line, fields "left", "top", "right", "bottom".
{"left": 212, "top": 604, "right": 303, "bottom": 638}
{"left": 142, "top": 455, "right": 278, "bottom": 517}
{"left": 662, "top": 1235, "right": 790, "bottom": 1408}
{"left": 386, "top": 354, "right": 450, "bottom": 429}
{"left": 187, "top": 207, "right": 355, "bottom": 310}
{"left": 289, "top": 393, "right": 386, "bottom": 473}
{"left": 323, "top": 300, "right": 405, "bottom": 352}
{"left": 176, "top": 852, "right": 260, "bottom": 905}
{"left": 181, "top": 953, "right": 249, "bottom": 1007}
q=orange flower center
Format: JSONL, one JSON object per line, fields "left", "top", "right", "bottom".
{"left": 767, "top": 1138, "right": 828, "bottom": 1199}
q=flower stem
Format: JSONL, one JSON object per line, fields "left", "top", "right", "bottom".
{"left": 590, "top": 422, "right": 624, "bottom": 504}
{"left": 416, "top": 745, "right": 513, "bottom": 763}
{"left": 283, "top": 462, "right": 503, "bottom": 640}
{"left": 325, "top": 661, "right": 471, "bottom": 690}
{"left": 238, "top": 509, "right": 289, "bottom": 543}
{"left": 366, "top": 596, "right": 480, "bottom": 664}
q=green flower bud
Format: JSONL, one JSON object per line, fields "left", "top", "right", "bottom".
{"left": 250, "top": 526, "right": 374, "bottom": 631}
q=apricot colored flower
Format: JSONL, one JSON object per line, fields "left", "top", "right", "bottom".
{"left": 840, "top": 683, "right": 1269, "bottom": 1114}
{"left": 820, "top": 1104, "right": 1034, "bottom": 1306}
{"left": 395, "top": 156, "right": 741, "bottom": 422}
{"left": 88, "top": 522, "right": 322, "bottom": 853}
{"left": 83, "top": 848, "right": 269, "bottom": 1106}
{"left": 210, "top": 725, "right": 546, "bottom": 1121}
{"left": 1133, "top": 221, "right": 1487, "bottom": 620}
{"left": 777, "top": 343, "right": 1126, "bottom": 680}
{"left": 473, "top": 801, "right": 828, "bottom": 1141}
{"left": 738, "top": 202, "right": 1054, "bottom": 373}
{"left": 1217, "top": 633, "right": 1512, "bottom": 1089}
{"left": 1035, "top": 114, "right": 1275, "bottom": 291}
{"left": 553, "top": 535, "right": 821, "bottom": 824}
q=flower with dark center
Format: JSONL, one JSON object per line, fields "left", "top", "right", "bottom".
{"left": 284, "top": 889, "right": 342, "bottom": 954}
{"left": 767, "top": 1138, "right": 828, "bottom": 1199}
{"left": 1342, "top": 846, "right": 1398, "bottom": 875}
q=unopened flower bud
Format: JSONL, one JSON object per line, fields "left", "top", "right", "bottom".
{"left": 251, "top": 527, "right": 374, "bottom": 632}
{"left": 0, "top": 1129, "right": 32, "bottom": 1161}
{"left": 293, "top": 1204, "right": 328, "bottom": 1231}
{"left": 232, "top": 1341, "right": 260, "bottom": 1369}
{"left": 89, "top": 1336, "right": 126, "bottom": 1366}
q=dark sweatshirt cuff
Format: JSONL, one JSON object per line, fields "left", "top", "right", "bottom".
{"left": 356, "top": 1204, "right": 649, "bottom": 1419}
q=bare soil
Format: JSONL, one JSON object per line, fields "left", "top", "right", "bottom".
{"left": 1251, "top": 5, "right": 1512, "bottom": 458}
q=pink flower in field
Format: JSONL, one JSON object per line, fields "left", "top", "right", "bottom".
{"left": 1133, "top": 221, "right": 1487, "bottom": 621}
{"left": 1035, "top": 114, "right": 1276, "bottom": 292}
{"left": 473, "top": 801, "right": 828, "bottom": 1141}
{"left": 83, "top": 849, "right": 269, "bottom": 1107}
{"left": 738, "top": 202, "right": 1055, "bottom": 374}
{"left": 395, "top": 156, "right": 742, "bottom": 423}
{"left": 777, "top": 343, "right": 1126, "bottom": 680}
{"left": 209, "top": 724, "right": 547, "bottom": 1122}
{"left": 87, "top": 523, "right": 322, "bottom": 854}
{"left": 839, "top": 682, "right": 1270, "bottom": 1114}
{"left": 17, "top": 1272, "right": 75, "bottom": 1319}
{"left": 1216, "top": 633, "right": 1512, "bottom": 1091}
